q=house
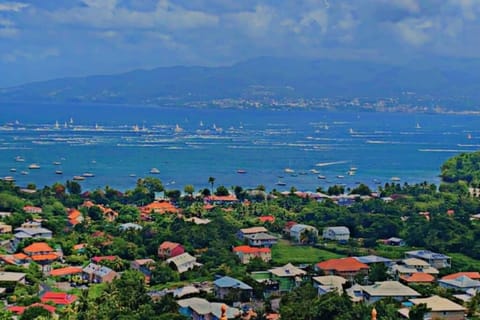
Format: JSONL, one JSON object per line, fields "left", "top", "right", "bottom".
{"left": 391, "top": 258, "right": 439, "bottom": 278}
{"left": 140, "top": 201, "right": 180, "bottom": 216}
{"left": 213, "top": 276, "right": 253, "bottom": 301}
{"left": 384, "top": 237, "right": 406, "bottom": 246}
{"left": 185, "top": 217, "right": 211, "bottom": 225}
{"left": 312, "top": 275, "right": 347, "bottom": 295}
{"left": 67, "top": 209, "right": 84, "bottom": 226}
{"left": 290, "top": 224, "right": 318, "bottom": 243}
{"left": 81, "top": 201, "right": 118, "bottom": 222}
{"left": 41, "top": 292, "right": 77, "bottom": 305}
{"left": 238, "top": 227, "right": 268, "bottom": 240}
{"left": 442, "top": 272, "right": 480, "bottom": 281}
{"left": 267, "top": 263, "right": 307, "bottom": 292}
{"left": 405, "top": 250, "right": 451, "bottom": 269}
{"left": 0, "top": 222, "right": 12, "bottom": 234}
{"left": 233, "top": 245, "right": 271, "bottom": 264}
{"left": 283, "top": 221, "right": 297, "bottom": 234}
{"left": 158, "top": 241, "right": 185, "bottom": 259}
{"left": 131, "top": 258, "right": 155, "bottom": 283}
{"left": 346, "top": 284, "right": 364, "bottom": 303}
{"left": 316, "top": 257, "right": 369, "bottom": 282}
{"left": 0, "top": 272, "right": 26, "bottom": 289}
{"left": 177, "top": 297, "right": 240, "bottom": 320}
{"left": 361, "top": 281, "right": 420, "bottom": 304}
{"left": 22, "top": 242, "right": 58, "bottom": 264}
{"left": 399, "top": 272, "right": 435, "bottom": 285}
{"left": 82, "top": 263, "right": 118, "bottom": 283}
{"left": 244, "top": 233, "right": 278, "bottom": 247}
{"left": 258, "top": 215, "right": 275, "bottom": 223}
{"left": 399, "top": 295, "right": 466, "bottom": 320}
{"left": 438, "top": 275, "right": 480, "bottom": 292}
{"left": 23, "top": 206, "right": 42, "bottom": 214}
{"left": 322, "top": 226, "right": 350, "bottom": 242}
{"left": 166, "top": 252, "right": 199, "bottom": 273}
{"left": 119, "top": 222, "right": 143, "bottom": 231}
{"left": 8, "top": 303, "right": 56, "bottom": 316}
{"left": 91, "top": 255, "right": 118, "bottom": 264}
{"left": 13, "top": 222, "right": 52, "bottom": 246}
{"left": 204, "top": 194, "right": 239, "bottom": 205}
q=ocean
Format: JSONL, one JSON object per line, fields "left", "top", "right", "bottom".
{"left": 0, "top": 103, "right": 479, "bottom": 192}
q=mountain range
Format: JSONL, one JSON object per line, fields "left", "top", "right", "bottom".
{"left": 1, "top": 57, "right": 480, "bottom": 109}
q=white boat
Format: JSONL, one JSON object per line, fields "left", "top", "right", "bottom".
{"left": 416, "top": 122, "right": 421, "bottom": 129}
{"left": 73, "top": 175, "right": 85, "bottom": 181}
{"left": 467, "top": 133, "right": 472, "bottom": 140}
{"left": 276, "top": 181, "right": 286, "bottom": 186}
{"left": 349, "top": 128, "right": 355, "bottom": 134}
{"left": 284, "top": 168, "right": 295, "bottom": 174}
{"left": 28, "top": 164, "right": 40, "bottom": 169}
{"left": 174, "top": 124, "right": 184, "bottom": 133}
{"left": 53, "top": 161, "right": 61, "bottom": 165}
{"left": 9, "top": 168, "right": 16, "bottom": 172}
{"left": 82, "top": 172, "right": 95, "bottom": 177}
{"left": 54, "top": 121, "right": 60, "bottom": 129}
{"left": 309, "top": 169, "right": 320, "bottom": 174}
{"left": 21, "top": 171, "right": 28, "bottom": 175}
{"left": 350, "top": 167, "right": 358, "bottom": 171}
{"left": 15, "top": 156, "right": 25, "bottom": 162}
{"left": 337, "top": 175, "right": 345, "bottom": 179}
{"left": 55, "top": 170, "right": 63, "bottom": 175}
{"left": 133, "top": 124, "right": 140, "bottom": 132}
{"left": 347, "top": 170, "right": 355, "bottom": 176}
{"left": 129, "top": 174, "right": 137, "bottom": 177}
{"left": 317, "top": 175, "right": 326, "bottom": 179}
{"left": 391, "top": 177, "right": 401, "bottom": 182}
{"left": 150, "top": 168, "right": 160, "bottom": 174}
{"left": 3, "top": 176, "right": 15, "bottom": 182}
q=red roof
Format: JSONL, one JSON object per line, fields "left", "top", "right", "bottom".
{"left": 205, "top": 195, "right": 238, "bottom": 202}
{"left": 259, "top": 215, "right": 275, "bottom": 223}
{"left": 141, "top": 201, "right": 179, "bottom": 214}
{"left": 8, "top": 303, "right": 56, "bottom": 315}
{"left": 32, "top": 253, "right": 58, "bottom": 261}
{"left": 316, "top": 257, "right": 369, "bottom": 273}
{"left": 67, "top": 208, "right": 81, "bottom": 220}
{"left": 13, "top": 253, "right": 29, "bottom": 260}
{"left": 159, "top": 241, "right": 181, "bottom": 250}
{"left": 400, "top": 272, "right": 435, "bottom": 283}
{"left": 92, "top": 255, "right": 118, "bottom": 263}
{"left": 284, "top": 221, "right": 297, "bottom": 230}
{"left": 233, "top": 245, "right": 271, "bottom": 254}
{"left": 41, "top": 292, "right": 77, "bottom": 305}
{"left": 442, "top": 272, "right": 480, "bottom": 280}
{"left": 50, "top": 266, "right": 83, "bottom": 277}
{"left": 73, "top": 243, "right": 86, "bottom": 251}
{"left": 23, "top": 242, "right": 53, "bottom": 254}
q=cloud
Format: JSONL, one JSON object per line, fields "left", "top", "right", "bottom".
{"left": 0, "top": 1, "right": 28, "bottom": 12}
{"left": 1, "top": 48, "right": 59, "bottom": 63}
{"left": 393, "top": 18, "right": 436, "bottom": 46}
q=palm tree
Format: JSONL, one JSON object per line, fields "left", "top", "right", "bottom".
{"left": 208, "top": 176, "right": 215, "bottom": 194}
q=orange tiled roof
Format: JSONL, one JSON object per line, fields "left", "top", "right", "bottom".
{"left": 259, "top": 215, "right": 275, "bottom": 223}
{"left": 13, "top": 253, "right": 29, "bottom": 260}
{"left": 23, "top": 242, "right": 54, "bottom": 254}
{"left": 316, "top": 257, "right": 369, "bottom": 273}
{"left": 31, "top": 253, "right": 58, "bottom": 261}
{"left": 141, "top": 201, "right": 179, "bottom": 214}
{"left": 400, "top": 272, "right": 435, "bottom": 283}
{"left": 73, "top": 243, "right": 86, "bottom": 251}
{"left": 442, "top": 272, "right": 480, "bottom": 280}
{"left": 0, "top": 255, "right": 17, "bottom": 265}
{"left": 8, "top": 303, "right": 56, "bottom": 315}
{"left": 50, "top": 266, "right": 83, "bottom": 277}
{"left": 68, "top": 209, "right": 81, "bottom": 220}
{"left": 205, "top": 195, "right": 238, "bottom": 202}
{"left": 159, "top": 241, "right": 181, "bottom": 250}
{"left": 233, "top": 245, "right": 271, "bottom": 254}
{"left": 41, "top": 292, "right": 77, "bottom": 305}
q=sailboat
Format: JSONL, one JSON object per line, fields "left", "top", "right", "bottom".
{"left": 415, "top": 122, "right": 421, "bottom": 129}
{"left": 54, "top": 121, "right": 60, "bottom": 130}
{"left": 174, "top": 124, "right": 184, "bottom": 133}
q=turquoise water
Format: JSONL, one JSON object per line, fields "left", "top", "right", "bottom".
{"left": 0, "top": 103, "right": 479, "bottom": 192}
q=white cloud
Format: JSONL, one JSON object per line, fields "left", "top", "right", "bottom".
{"left": 227, "top": 5, "right": 275, "bottom": 38}
{"left": 1, "top": 48, "right": 59, "bottom": 62}
{"left": 0, "top": 1, "right": 28, "bottom": 12}
{"left": 393, "top": 18, "right": 435, "bottom": 46}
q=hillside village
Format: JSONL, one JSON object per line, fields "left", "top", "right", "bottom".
{"left": 0, "top": 168, "right": 480, "bottom": 319}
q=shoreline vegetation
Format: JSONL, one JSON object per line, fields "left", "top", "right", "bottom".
{"left": 0, "top": 151, "right": 479, "bottom": 319}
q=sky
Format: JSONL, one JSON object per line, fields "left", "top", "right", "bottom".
{"left": 1, "top": 0, "right": 480, "bottom": 87}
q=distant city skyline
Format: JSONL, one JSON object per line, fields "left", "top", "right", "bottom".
{"left": 1, "top": 0, "right": 479, "bottom": 87}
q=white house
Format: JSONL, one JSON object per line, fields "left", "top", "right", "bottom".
{"left": 289, "top": 224, "right": 318, "bottom": 243}
{"left": 323, "top": 226, "right": 350, "bottom": 242}
{"left": 166, "top": 252, "right": 200, "bottom": 274}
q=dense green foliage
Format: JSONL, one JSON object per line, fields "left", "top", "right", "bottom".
{"left": 441, "top": 151, "right": 480, "bottom": 184}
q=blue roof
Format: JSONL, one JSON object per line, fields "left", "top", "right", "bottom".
{"left": 214, "top": 276, "right": 252, "bottom": 290}
{"left": 407, "top": 250, "right": 450, "bottom": 259}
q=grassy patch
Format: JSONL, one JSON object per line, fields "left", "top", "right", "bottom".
{"left": 448, "top": 252, "right": 480, "bottom": 271}
{"left": 272, "top": 240, "right": 344, "bottom": 265}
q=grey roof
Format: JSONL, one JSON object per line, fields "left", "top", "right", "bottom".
{"left": 166, "top": 253, "right": 197, "bottom": 273}
{"left": 290, "top": 224, "right": 317, "bottom": 233}
{"left": 409, "top": 295, "right": 465, "bottom": 312}
{"left": 439, "top": 276, "right": 480, "bottom": 289}
{"left": 244, "top": 233, "right": 277, "bottom": 241}
{"left": 173, "top": 285, "right": 200, "bottom": 298}
{"left": 83, "top": 263, "right": 115, "bottom": 277}
{"left": 119, "top": 223, "right": 143, "bottom": 231}
{"left": 354, "top": 255, "right": 392, "bottom": 264}
{"left": 14, "top": 227, "right": 52, "bottom": 236}
{"left": 177, "top": 298, "right": 240, "bottom": 318}
{"left": 269, "top": 263, "right": 307, "bottom": 277}
{"left": 324, "top": 226, "right": 350, "bottom": 234}
{"left": 406, "top": 250, "right": 450, "bottom": 260}
{"left": 0, "top": 272, "right": 26, "bottom": 282}
{"left": 387, "top": 237, "right": 404, "bottom": 242}
{"left": 214, "top": 276, "right": 252, "bottom": 290}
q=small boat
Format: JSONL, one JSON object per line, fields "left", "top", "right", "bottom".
{"left": 10, "top": 168, "right": 16, "bottom": 172}
{"left": 82, "top": 172, "right": 95, "bottom": 177}
{"left": 150, "top": 168, "right": 160, "bottom": 174}
{"left": 309, "top": 169, "right": 320, "bottom": 174}
{"left": 3, "top": 176, "right": 15, "bottom": 182}
{"left": 15, "top": 156, "right": 25, "bottom": 162}
{"left": 21, "top": 171, "right": 28, "bottom": 175}
{"left": 237, "top": 169, "right": 247, "bottom": 174}
{"left": 347, "top": 170, "right": 355, "bottom": 176}
{"left": 350, "top": 167, "right": 358, "bottom": 171}
{"left": 129, "top": 174, "right": 137, "bottom": 177}
{"left": 53, "top": 161, "right": 61, "bottom": 165}
{"left": 337, "top": 175, "right": 345, "bottom": 179}
{"left": 174, "top": 124, "right": 184, "bottom": 133}
{"left": 391, "top": 177, "right": 401, "bottom": 182}
{"left": 467, "top": 133, "right": 472, "bottom": 140}
{"left": 373, "top": 179, "right": 381, "bottom": 184}
{"left": 416, "top": 122, "right": 421, "bottom": 129}
{"left": 349, "top": 128, "right": 355, "bottom": 134}
{"left": 73, "top": 176, "right": 85, "bottom": 181}
{"left": 276, "top": 181, "right": 286, "bottom": 186}
{"left": 317, "top": 175, "right": 326, "bottom": 179}
{"left": 284, "top": 168, "right": 295, "bottom": 174}
{"left": 28, "top": 164, "right": 40, "bottom": 169}
{"left": 55, "top": 170, "right": 63, "bottom": 175}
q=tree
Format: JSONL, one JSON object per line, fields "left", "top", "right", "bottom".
{"left": 409, "top": 303, "right": 430, "bottom": 320}
{"left": 208, "top": 176, "right": 215, "bottom": 193}
{"left": 143, "top": 177, "right": 164, "bottom": 194}
{"left": 66, "top": 180, "right": 82, "bottom": 195}
{"left": 368, "top": 263, "right": 389, "bottom": 283}
{"left": 215, "top": 185, "right": 230, "bottom": 196}
{"left": 20, "top": 306, "right": 51, "bottom": 320}
{"left": 184, "top": 185, "right": 195, "bottom": 198}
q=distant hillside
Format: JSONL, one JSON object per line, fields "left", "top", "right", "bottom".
{"left": 441, "top": 151, "right": 480, "bottom": 185}
{"left": 2, "top": 57, "right": 480, "bottom": 109}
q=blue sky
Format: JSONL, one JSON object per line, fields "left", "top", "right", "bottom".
{"left": 0, "top": 0, "right": 479, "bottom": 86}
